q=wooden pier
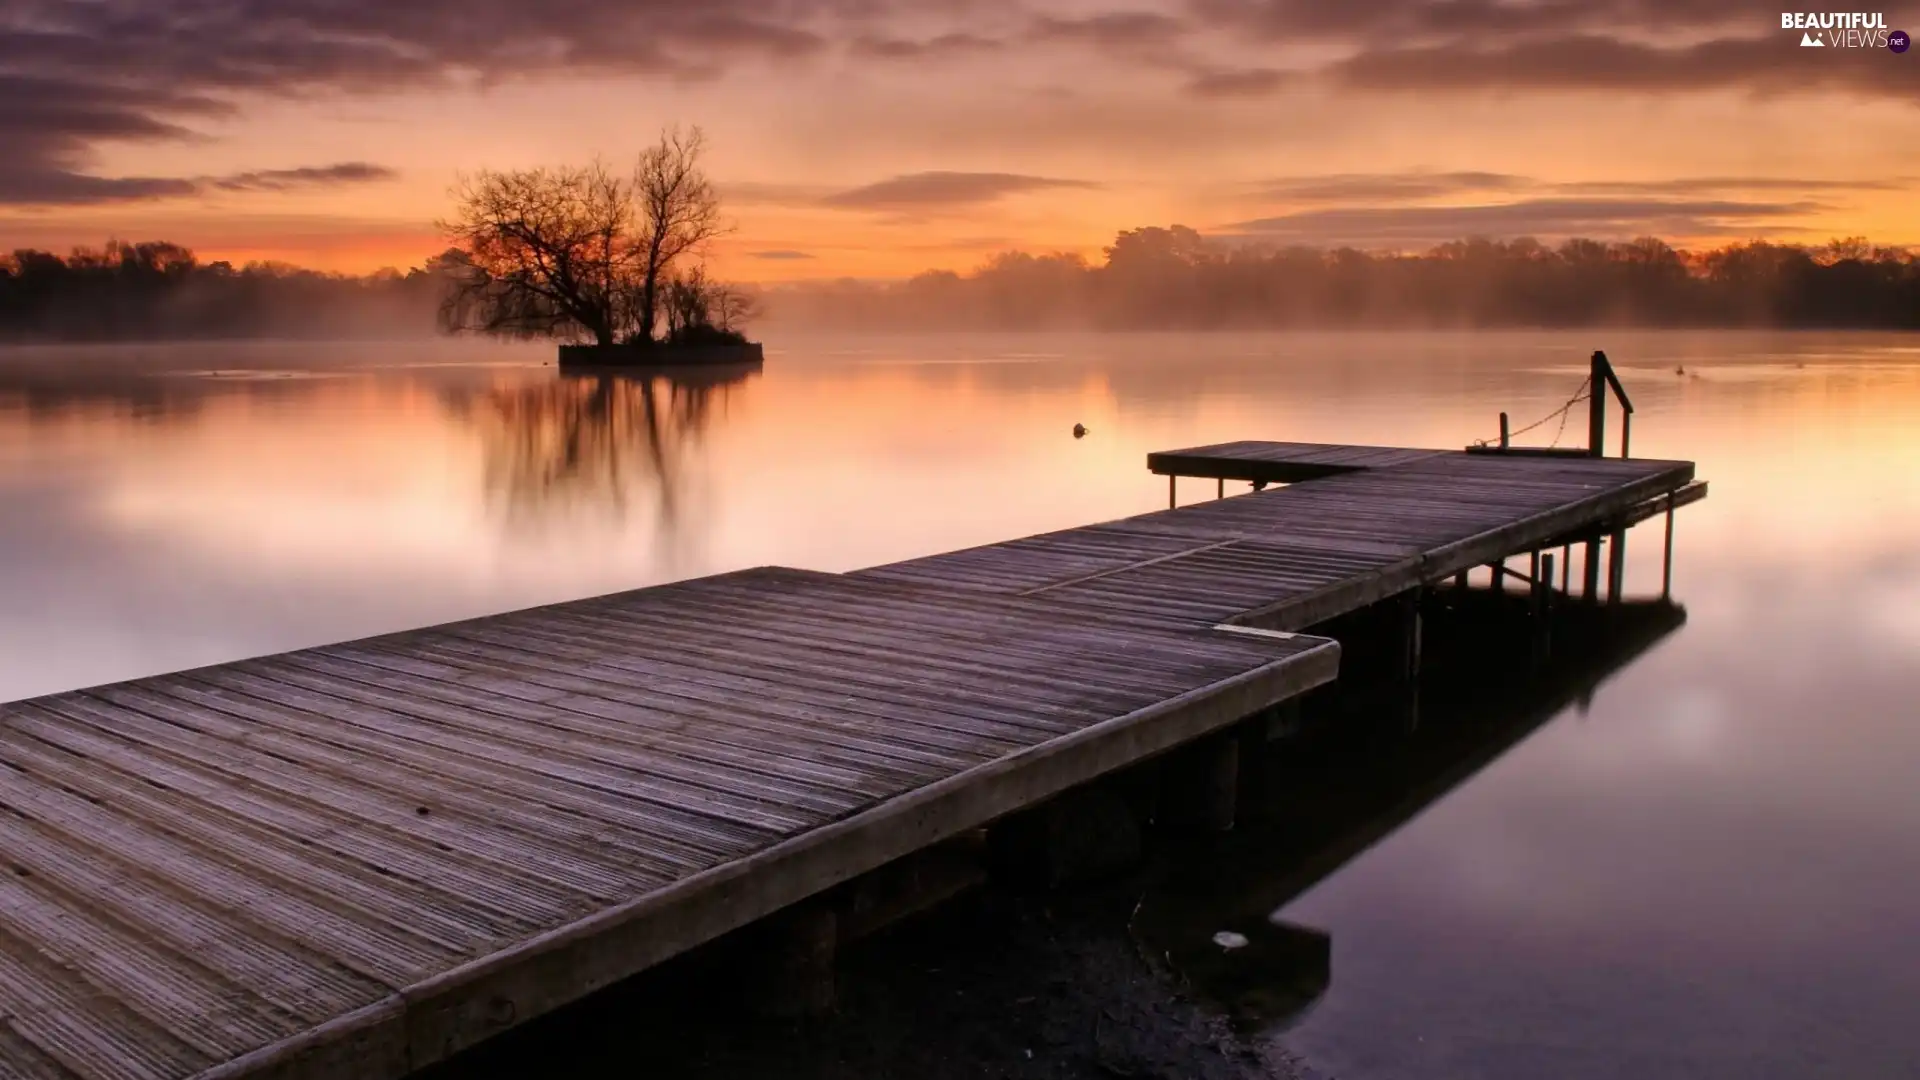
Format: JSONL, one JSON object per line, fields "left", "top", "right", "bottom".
{"left": 0, "top": 441, "right": 1702, "bottom": 1080}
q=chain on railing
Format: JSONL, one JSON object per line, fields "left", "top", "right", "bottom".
{"left": 1473, "top": 375, "right": 1593, "bottom": 449}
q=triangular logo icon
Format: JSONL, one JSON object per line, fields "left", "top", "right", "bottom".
{"left": 1801, "top": 31, "right": 1824, "bottom": 45}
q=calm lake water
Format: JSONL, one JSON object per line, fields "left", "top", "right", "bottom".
{"left": 3, "top": 331, "right": 1917, "bottom": 1078}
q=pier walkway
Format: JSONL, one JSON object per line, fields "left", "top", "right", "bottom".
{"left": 0, "top": 443, "right": 1699, "bottom": 1080}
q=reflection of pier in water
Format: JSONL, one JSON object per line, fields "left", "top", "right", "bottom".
{"left": 1134, "top": 590, "right": 1688, "bottom": 1032}
{"left": 450, "top": 362, "right": 759, "bottom": 537}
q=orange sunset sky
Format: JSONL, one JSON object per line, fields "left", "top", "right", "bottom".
{"left": 2, "top": 0, "right": 1916, "bottom": 279}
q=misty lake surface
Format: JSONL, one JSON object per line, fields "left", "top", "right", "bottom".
{"left": 2, "top": 331, "right": 1917, "bottom": 1079}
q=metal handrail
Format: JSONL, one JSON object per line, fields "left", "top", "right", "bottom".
{"left": 1588, "top": 350, "right": 1635, "bottom": 458}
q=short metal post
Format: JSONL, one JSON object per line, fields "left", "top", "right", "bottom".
{"left": 1499, "top": 412, "right": 1510, "bottom": 449}
{"left": 1589, "top": 350, "right": 1608, "bottom": 458}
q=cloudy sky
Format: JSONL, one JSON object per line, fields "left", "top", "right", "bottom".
{"left": 2, "top": 0, "right": 1915, "bottom": 277}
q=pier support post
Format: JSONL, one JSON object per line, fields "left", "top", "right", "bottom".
{"left": 1161, "top": 732, "right": 1239, "bottom": 833}
{"left": 1582, "top": 539, "right": 1602, "bottom": 602}
{"left": 1561, "top": 544, "right": 1572, "bottom": 592}
{"left": 1168, "top": 474, "right": 1176, "bottom": 510}
{"left": 1217, "top": 478, "right": 1224, "bottom": 500}
{"left": 1263, "top": 698, "right": 1304, "bottom": 742}
{"left": 743, "top": 903, "right": 838, "bottom": 1018}
{"left": 988, "top": 784, "right": 1142, "bottom": 888}
{"left": 1607, "top": 526, "right": 1627, "bottom": 604}
{"left": 1533, "top": 553, "right": 1555, "bottom": 666}
{"left": 1391, "top": 589, "right": 1424, "bottom": 682}
{"left": 1662, "top": 499, "right": 1676, "bottom": 600}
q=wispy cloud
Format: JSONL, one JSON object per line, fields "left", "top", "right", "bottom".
{"left": 1224, "top": 197, "right": 1829, "bottom": 246}
{"left": 1244, "top": 170, "right": 1905, "bottom": 208}
{"left": 822, "top": 171, "right": 1100, "bottom": 211}
{"left": 207, "top": 163, "right": 400, "bottom": 193}
{"left": 1184, "top": 67, "right": 1296, "bottom": 98}
{"left": 1253, "top": 171, "right": 1531, "bottom": 202}
{"left": 849, "top": 33, "right": 1003, "bottom": 60}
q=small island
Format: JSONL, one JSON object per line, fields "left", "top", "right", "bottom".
{"left": 438, "top": 127, "right": 763, "bottom": 368}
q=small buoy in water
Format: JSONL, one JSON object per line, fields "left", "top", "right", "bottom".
{"left": 1212, "top": 930, "right": 1250, "bottom": 950}
{"left": 1072, "top": 423, "right": 1088, "bottom": 439}
{"left": 1675, "top": 365, "right": 1685, "bottom": 375}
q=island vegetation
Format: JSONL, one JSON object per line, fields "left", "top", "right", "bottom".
{"left": 438, "top": 127, "right": 758, "bottom": 355}
{"left": 2, "top": 226, "right": 1917, "bottom": 341}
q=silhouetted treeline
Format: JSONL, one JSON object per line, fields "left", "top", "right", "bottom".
{"left": 5, "top": 230, "right": 1918, "bottom": 340}
{"left": 0, "top": 242, "right": 458, "bottom": 341}
{"left": 763, "top": 228, "right": 1920, "bottom": 330}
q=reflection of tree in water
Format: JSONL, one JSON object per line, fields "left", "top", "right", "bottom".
{"left": 453, "top": 365, "right": 757, "bottom": 540}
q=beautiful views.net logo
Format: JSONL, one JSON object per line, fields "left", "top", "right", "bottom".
{"left": 1780, "top": 11, "right": 1908, "bottom": 49}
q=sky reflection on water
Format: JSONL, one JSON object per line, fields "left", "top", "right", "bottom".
{"left": 1, "top": 330, "right": 1916, "bottom": 1078}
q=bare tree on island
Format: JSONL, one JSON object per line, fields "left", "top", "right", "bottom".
{"left": 437, "top": 127, "right": 748, "bottom": 348}
{"left": 633, "top": 128, "right": 727, "bottom": 343}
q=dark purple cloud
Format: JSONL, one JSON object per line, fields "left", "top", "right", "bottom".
{"left": 2, "top": 0, "right": 1910, "bottom": 211}
{"left": 1178, "top": 2, "right": 1913, "bottom": 100}
{"left": 0, "top": 0, "right": 864, "bottom": 207}
{"left": 1330, "top": 34, "right": 1916, "bottom": 96}
{"left": 1189, "top": 0, "right": 1762, "bottom": 41}
{"left": 822, "top": 172, "right": 1100, "bottom": 211}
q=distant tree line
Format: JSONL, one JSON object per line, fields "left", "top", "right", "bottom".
{"left": 765, "top": 228, "right": 1920, "bottom": 330}
{"left": 3, "top": 227, "right": 1917, "bottom": 342}
{"left": 0, "top": 240, "right": 459, "bottom": 341}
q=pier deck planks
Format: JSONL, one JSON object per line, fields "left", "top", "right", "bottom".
{"left": 0, "top": 442, "right": 1702, "bottom": 1080}
{"left": 0, "top": 569, "right": 1335, "bottom": 1080}
{"left": 863, "top": 444, "right": 1698, "bottom": 629}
